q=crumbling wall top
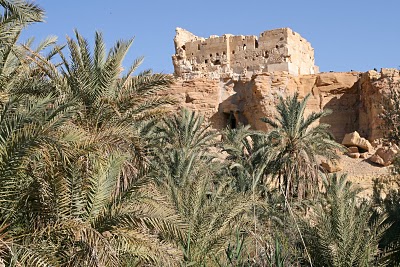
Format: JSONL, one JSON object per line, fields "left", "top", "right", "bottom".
{"left": 172, "top": 27, "right": 318, "bottom": 80}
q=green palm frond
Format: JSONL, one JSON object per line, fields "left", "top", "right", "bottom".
{"left": 0, "top": 95, "right": 74, "bottom": 210}
{"left": 302, "top": 174, "right": 387, "bottom": 267}
{"left": 156, "top": 109, "right": 217, "bottom": 151}
{"left": 111, "top": 227, "right": 182, "bottom": 266}
{"left": 261, "top": 93, "right": 345, "bottom": 199}
{"left": 0, "top": 0, "right": 44, "bottom": 23}
{"left": 84, "top": 152, "right": 127, "bottom": 223}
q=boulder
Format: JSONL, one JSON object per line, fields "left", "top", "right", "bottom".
{"left": 348, "top": 146, "right": 359, "bottom": 153}
{"left": 348, "top": 152, "right": 360, "bottom": 158}
{"left": 370, "top": 154, "right": 385, "bottom": 166}
{"left": 321, "top": 159, "right": 343, "bottom": 173}
{"left": 360, "top": 152, "right": 369, "bottom": 159}
{"left": 342, "top": 131, "right": 373, "bottom": 152}
{"left": 370, "top": 145, "right": 399, "bottom": 166}
{"left": 381, "top": 68, "right": 400, "bottom": 78}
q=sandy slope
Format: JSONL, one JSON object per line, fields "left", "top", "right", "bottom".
{"left": 337, "top": 154, "right": 390, "bottom": 198}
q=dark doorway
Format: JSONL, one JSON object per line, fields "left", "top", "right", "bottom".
{"left": 229, "top": 111, "right": 237, "bottom": 129}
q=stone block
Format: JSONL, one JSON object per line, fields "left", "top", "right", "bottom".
{"left": 348, "top": 146, "right": 359, "bottom": 153}
{"left": 266, "top": 62, "right": 299, "bottom": 76}
{"left": 347, "top": 152, "right": 360, "bottom": 158}
{"left": 371, "top": 145, "right": 399, "bottom": 166}
{"left": 321, "top": 159, "right": 343, "bottom": 173}
{"left": 370, "top": 154, "right": 385, "bottom": 166}
{"left": 342, "top": 131, "right": 373, "bottom": 152}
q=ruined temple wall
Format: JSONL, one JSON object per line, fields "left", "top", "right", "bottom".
{"left": 172, "top": 27, "right": 318, "bottom": 78}
{"left": 174, "top": 28, "right": 203, "bottom": 52}
{"left": 285, "top": 29, "right": 316, "bottom": 74}
{"left": 171, "top": 28, "right": 397, "bottom": 144}
{"left": 258, "top": 28, "right": 317, "bottom": 75}
{"left": 228, "top": 35, "right": 262, "bottom": 73}
{"left": 185, "top": 35, "right": 228, "bottom": 66}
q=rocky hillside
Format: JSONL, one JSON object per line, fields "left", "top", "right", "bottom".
{"left": 160, "top": 69, "right": 400, "bottom": 186}
{"left": 164, "top": 68, "right": 400, "bottom": 142}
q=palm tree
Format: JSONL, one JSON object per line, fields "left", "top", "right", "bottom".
{"left": 0, "top": 0, "right": 46, "bottom": 101}
{"left": 58, "top": 30, "right": 174, "bottom": 125}
{"left": 150, "top": 110, "right": 260, "bottom": 265}
{"left": 221, "top": 125, "right": 311, "bottom": 265}
{"left": 26, "top": 30, "right": 176, "bottom": 173}
{"left": 19, "top": 152, "right": 186, "bottom": 266}
{"left": 150, "top": 109, "right": 218, "bottom": 185}
{"left": 0, "top": 96, "right": 185, "bottom": 266}
{"left": 20, "top": 30, "right": 180, "bottom": 217}
{"left": 372, "top": 176, "right": 400, "bottom": 265}
{"left": 0, "top": 4, "right": 186, "bottom": 264}
{"left": 221, "top": 124, "right": 274, "bottom": 193}
{"left": 262, "top": 92, "right": 343, "bottom": 199}
{"left": 0, "top": 94, "right": 79, "bottom": 265}
{"left": 155, "top": 109, "right": 217, "bottom": 153}
{"left": 301, "top": 174, "right": 386, "bottom": 267}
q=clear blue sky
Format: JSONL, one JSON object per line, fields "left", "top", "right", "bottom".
{"left": 22, "top": 0, "right": 400, "bottom": 74}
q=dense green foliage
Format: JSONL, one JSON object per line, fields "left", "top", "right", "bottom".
{"left": 0, "top": 1, "right": 400, "bottom": 266}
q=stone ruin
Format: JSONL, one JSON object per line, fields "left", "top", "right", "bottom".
{"left": 167, "top": 27, "right": 400, "bottom": 156}
{"left": 172, "top": 27, "right": 319, "bottom": 80}
{"left": 166, "top": 27, "right": 400, "bottom": 177}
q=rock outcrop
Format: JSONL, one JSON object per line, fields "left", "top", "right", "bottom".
{"left": 167, "top": 28, "right": 400, "bottom": 150}
{"left": 321, "top": 159, "right": 343, "bottom": 173}
{"left": 161, "top": 69, "right": 400, "bottom": 146}
{"left": 342, "top": 131, "right": 373, "bottom": 152}
{"left": 370, "top": 145, "right": 399, "bottom": 166}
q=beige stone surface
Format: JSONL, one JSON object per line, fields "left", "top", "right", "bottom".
{"left": 166, "top": 69, "right": 400, "bottom": 144}
{"left": 370, "top": 145, "right": 399, "bottom": 166}
{"left": 159, "top": 78, "right": 233, "bottom": 129}
{"left": 342, "top": 131, "right": 373, "bottom": 152}
{"left": 225, "top": 71, "right": 361, "bottom": 140}
{"left": 337, "top": 154, "right": 390, "bottom": 198}
{"left": 348, "top": 146, "right": 359, "bottom": 153}
{"left": 359, "top": 69, "right": 400, "bottom": 141}
{"left": 348, "top": 152, "right": 360, "bottom": 159}
{"left": 172, "top": 28, "right": 318, "bottom": 80}
{"left": 321, "top": 159, "right": 343, "bottom": 173}
{"left": 370, "top": 154, "right": 385, "bottom": 166}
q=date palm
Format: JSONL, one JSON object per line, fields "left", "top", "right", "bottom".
{"left": 0, "top": 3, "right": 185, "bottom": 264}
{"left": 23, "top": 30, "right": 178, "bottom": 208}
{"left": 26, "top": 30, "right": 175, "bottom": 174}
{"left": 17, "top": 151, "right": 185, "bottom": 266}
{"left": 301, "top": 174, "right": 386, "bottom": 267}
{"left": 262, "top": 93, "right": 343, "bottom": 199}
{"left": 150, "top": 110, "right": 260, "bottom": 265}
{"left": 221, "top": 124, "right": 274, "bottom": 193}
{"left": 58, "top": 30, "right": 174, "bottom": 125}
{"left": 0, "top": 0, "right": 48, "bottom": 101}
{"left": 0, "top": 94, "right": 185, "bottom": 266}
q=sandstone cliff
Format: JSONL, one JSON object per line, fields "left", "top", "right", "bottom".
{"left": 163, "top": 69, "right": 400, "bottom": 143}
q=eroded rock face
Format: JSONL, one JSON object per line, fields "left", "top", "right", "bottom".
{"left": 342, "top": 131, "right": 373, "bottom": 152}
{"left": 163, "top": 69, "right": 399, "bottom": 145}
{"left": 370, "top": 145, "right": 399, "bottom": 166}
{"left": 359, "top": 69, "right": 400, "bottom": 141}
{"left": 169, "top": 27, "right": 400, "bottom": 146}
